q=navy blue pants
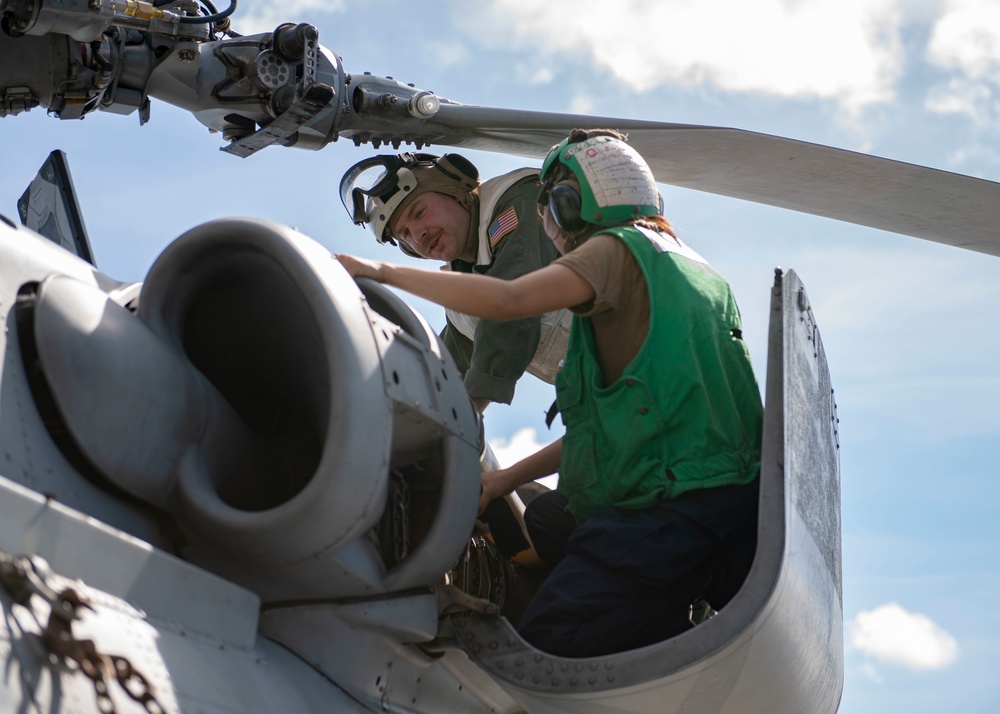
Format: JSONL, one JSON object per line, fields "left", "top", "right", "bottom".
{"left": 518, "top": 480, "right": 759, "bottom": 657}
{"left": 523, "top": 490, "right": 578, "bottom": 565}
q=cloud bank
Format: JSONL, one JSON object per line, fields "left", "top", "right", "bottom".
{"left": 850, "top": 603, "right": 958, "bottom": 671}
{"left": 490, "top": 427, "right": 548, "bottom": 467}
{"left": 468, "top": 0, "right": 905, "bottom": 115}
{"left": 462, "top": 0, "right": 1000, "bottom": 126}
{"left": 925, "top": 0, "right": 1000, "bottom": 125}
{"left": 489, "top": 428, "right": 558, "bottom": 490}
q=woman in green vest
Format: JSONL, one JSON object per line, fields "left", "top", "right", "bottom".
{"left": 335, "top": 129, "right": 764, "bottom": 657}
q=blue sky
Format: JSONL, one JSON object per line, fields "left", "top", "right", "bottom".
{"left": 3, "top": 1, "right": 999, "bottom": 711}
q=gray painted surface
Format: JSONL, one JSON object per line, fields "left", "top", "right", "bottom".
{"left": 0, "top": 475, "right": 370, "bottom": 713}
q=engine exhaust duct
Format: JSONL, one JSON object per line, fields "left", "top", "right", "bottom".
{"left": 27, "top": 218, "right": 481, "bottom": 600}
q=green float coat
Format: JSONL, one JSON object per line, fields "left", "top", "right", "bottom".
{"left": 556, "top": 225, "right": 763, "bottom": 522}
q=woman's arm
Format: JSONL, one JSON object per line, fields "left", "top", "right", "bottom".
{"left": 480, "top": 438, "right": 563, "bottom": 514}
{"left": 335, "top": 254, "right": 594, "bottom": 320}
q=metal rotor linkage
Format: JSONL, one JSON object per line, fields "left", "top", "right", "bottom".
{"left": 222, "top": 82, "right": 333, "bottom": 157}
{"left": 222, "top": 23, "right": 333, "bottom": 157}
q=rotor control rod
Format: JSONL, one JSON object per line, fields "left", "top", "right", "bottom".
{"left": 1, "top": 0, "right": 998, "bottom": 255}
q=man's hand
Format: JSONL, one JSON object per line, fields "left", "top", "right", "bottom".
{"left": 334, "top": 253, "right": 387, "bottom": 282}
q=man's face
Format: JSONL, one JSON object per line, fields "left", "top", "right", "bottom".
{"left": 392, "top": 192, "right": 472, "bottom": 262}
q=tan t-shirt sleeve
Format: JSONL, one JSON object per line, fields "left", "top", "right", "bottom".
{"left": 554, "top": 233, "right": 651, "bottom": 385}
{"left": 555, "top": 234, "right": 634, "bottom": 316}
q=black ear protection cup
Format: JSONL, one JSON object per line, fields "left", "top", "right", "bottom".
{"left": 398, "top": 241, "right": 421, "bottom": 259}
{"left": 549, "top": 183, "right": 586, "bottom": 234}
{"left": 435, "top": 153, "right": 479, "bottom": 187}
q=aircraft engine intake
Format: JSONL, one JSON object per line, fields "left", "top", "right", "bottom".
{"left": 23, "top": 218, "right": 482, "bottom": 601}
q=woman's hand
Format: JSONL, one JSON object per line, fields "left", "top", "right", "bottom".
{"left": 478, "top": 438, "right": 563, "bottom": 515}
{"left": 479, "top": 468, "right": 513, "bottom": 516}
{"left": 334, "top": 253, "right": 387, "bottom": 282}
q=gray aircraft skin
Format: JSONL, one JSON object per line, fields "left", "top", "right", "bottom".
{"left": 0, "top": 2, "right": 994, "bottom": 712}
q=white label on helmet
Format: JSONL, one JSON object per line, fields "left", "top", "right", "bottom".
{"left": 570, "top": 138, "right": 659, "bottom": 209}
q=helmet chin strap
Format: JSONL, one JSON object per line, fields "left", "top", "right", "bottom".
{"left": 457, "top": 191, "right": 481, "bottom": 264}
{"left": 562, "top": 223, "right": 599, "bottom": 253}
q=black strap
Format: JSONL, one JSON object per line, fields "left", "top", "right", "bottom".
{"left": 545, "top": 399, "right": 560, "bottom": 429}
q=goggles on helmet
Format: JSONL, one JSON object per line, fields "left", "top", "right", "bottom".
{"left": 339, "top": 153, "right": 440, "bottom": 244}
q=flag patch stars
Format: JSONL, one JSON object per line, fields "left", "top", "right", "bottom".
{"left": 488, "top": 206, "right": 519, "bottom": 247}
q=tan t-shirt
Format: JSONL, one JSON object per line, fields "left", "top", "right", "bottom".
{"left": 554, "top": 233, "right": 650, "bottom": 386}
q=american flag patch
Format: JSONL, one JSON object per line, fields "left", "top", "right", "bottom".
{"left": 488, "top": 206, "right": 519, "bottom": 247}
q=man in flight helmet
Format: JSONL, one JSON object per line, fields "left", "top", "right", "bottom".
{"left": 340, "top": 152, "right": 570, "bottom": 413}
{"left": 336, "top": 129, "right": 763, "bottom": 657}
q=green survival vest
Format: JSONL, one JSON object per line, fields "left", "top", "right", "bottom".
{"left": 555, "top": 226, "right": 763, "bottom": 522}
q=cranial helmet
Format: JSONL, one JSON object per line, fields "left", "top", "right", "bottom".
{"left": 538, "top": 131, "right": 660, "bottom": 234}
{"left": 339, "top": 152, "right": 480, "bottom": 252}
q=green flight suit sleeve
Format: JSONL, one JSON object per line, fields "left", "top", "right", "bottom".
{"left": 440, "top": 319, "right": 474, "bottom": 375}
{"left": 462, "top": 178, "right": 560, "bottom": 404}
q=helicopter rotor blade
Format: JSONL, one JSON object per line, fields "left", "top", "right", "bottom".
{"left": 421, "top": 104, "right": 1000, "bottom": 258}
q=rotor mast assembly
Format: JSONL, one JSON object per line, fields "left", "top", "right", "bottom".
{"left": 2, "top": 0, "right": 999, "bottom": 255}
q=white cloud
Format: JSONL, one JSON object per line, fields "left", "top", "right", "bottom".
{"left": 488, "top": 427, "right": 559, "bottom": 490}
{"left": 850, "top": 603, "right": 958, "bottom": 671}
{"left": 524, "top": 66, "right": 555, "bottom": 86}
{"left": 464, "top": 0, "right": 906, "bottom": 116}
{"left": 925, "top": 77, "right": 994, "bottom": 122}
{"left": 489, "top": 427, "right": 548, "bottom": 467}
{"left": 927, "top": 0, "right": 1000, "bottom": 78}
{"left": 236, "top": 0, "right": 346, "bottom": 35}
{"left": 925, "top": 0, "right": 1000, "bottom": 124}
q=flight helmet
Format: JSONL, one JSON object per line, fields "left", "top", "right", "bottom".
{"left": 340, "top": 152, "right": 479, "bottom": 257}
{"left": 538, "top": 130, "right": 660, "bottom": 235}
